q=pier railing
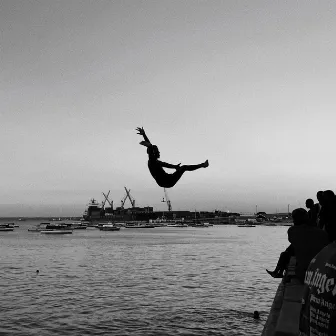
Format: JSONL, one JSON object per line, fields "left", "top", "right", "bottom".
{"left": 261, "top": 257, "right": 304, "bottom": 336}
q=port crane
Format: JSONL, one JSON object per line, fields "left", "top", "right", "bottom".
{"left": 121, "top": 187, "right": 135, "bottom": 209}
{"left": 102, "top": 190, "right": 113, "bottom": 211}
{"left": 161, "top": 188, "right": 172, "bottom": 212}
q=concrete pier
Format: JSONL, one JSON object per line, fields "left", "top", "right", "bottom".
{"left": 261, "top": 257, "right": 304, "bottom": 336}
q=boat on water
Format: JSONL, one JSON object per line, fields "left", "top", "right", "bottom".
{"left": 152, "top": 222, "right": 169, "bottom": 227}
{"left": 0, "top": 223, "right": 15, "bottom": 231}
{"left": 5, "top": 222, "right": 16, "bottom": 228}
{"left": 124, "top": 222, "right": 155, "bottom": 228}
{"left": 5, "top": 222, "right": 19, "bottom": 227}
{"left": 167, "top": 220, "right": 189, "bottom": 227}
{"left": 28, "top": 222, "right": 50, "bottom": 232}
{"left": 40, "top": 223, "right": 73, "bottom": 234}
{"left": 190, "top": 222, "right": 211, "bottom": 227}
{"left": 167, "top": 223, "right": 189, "bottom": 227}
{"left": 98, "top": 223, "right": 121, "bottom": 231}
{"left": 114, "top": 222, "right": 126, "bottom": 227}
{"left": 70, "top": 221, "right": 88, "bottom": 230}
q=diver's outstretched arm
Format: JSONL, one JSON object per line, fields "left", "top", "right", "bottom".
{"left": 136, "top": 127, "right": 152, "bottom": 147}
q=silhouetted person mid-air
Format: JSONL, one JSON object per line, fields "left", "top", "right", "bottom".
{"left": 136, "top": 127, "right": 209, "bottom": 188}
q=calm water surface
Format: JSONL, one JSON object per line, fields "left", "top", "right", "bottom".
{"left": 0, "top": 220, "right": 290, "bottom": 336}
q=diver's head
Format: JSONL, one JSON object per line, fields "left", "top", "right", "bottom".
{"left": 147, "top": 145, "right": 160, "bottom": 159}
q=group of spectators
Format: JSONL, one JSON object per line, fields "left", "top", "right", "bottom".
{"left": 305, "top": 189, "right": 336, "bottom": 242}
{"left": 267, "top": 189, "right": 336, "bottom": 280}
{"left": 266, "top": 189, "right": 336, "bottom": 336}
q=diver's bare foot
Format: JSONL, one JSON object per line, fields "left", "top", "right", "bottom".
{"left": 203, "top": 160, "right": 209, "bottom": 168}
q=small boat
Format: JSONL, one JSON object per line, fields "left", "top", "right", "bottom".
{"left": 0, "top": 223, "right": 15, "bottom": 231}
{"left": 167, "top": 223, "right": 189, "bottom": 227}
{"left": 98, "top": 223, "right": 121, "bottom": 231}
{"left": 28, "top": 222, "right": 50, "bottom": 232}
{"left": 125, "top": 222, "right": 155, "bottom": 228}
{"left": 190, "top": 222, "right": 210, "bottom": 227}
{"left": 151, "top": 222, "right": 169, "bottom": 227}
{"left": 5, "top": 222, "right": 19, "bottom": 227}
{"left": 237, "top": 224, "right": 256, "bottom": 227}
{"left": 85, "top": 222, "right": 99, "bottom": 229}
{"left": 114, "top": 222, "right": 126, "bottom": 227}
{"left": 70, "top": 221, "right": 88, "bottom": 229}
{"left": 5, "top": 222, "right": 16, "bottom": 228}
{"left": 40, "top": 223, "right": 73, "bottom": 234}
{"left": 167, "top": 220, "right": 189, "bottom": 227}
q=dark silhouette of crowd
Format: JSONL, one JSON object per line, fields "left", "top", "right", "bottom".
{"left": 266, "top": 190, "right": 336, "bottom": 336}
{"left": 304, "top": 190, "right": 336, "bottom": 241}
{"left": 267, "top": 190, "right": 336, "bottom": 280}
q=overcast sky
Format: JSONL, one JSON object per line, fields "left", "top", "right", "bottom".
{"left": 1, "top": 1, "right": 336, "bottom": 216}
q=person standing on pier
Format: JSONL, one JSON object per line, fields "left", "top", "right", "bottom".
{"left": 305, "top": 198, "right": 319, "bottom": 226}
{"left": 136, "top": 127, "right": 209, "bottom": 188}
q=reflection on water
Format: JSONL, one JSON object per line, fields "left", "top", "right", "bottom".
{"left": 0, "top": 221, "right": 289, "bottom": 335}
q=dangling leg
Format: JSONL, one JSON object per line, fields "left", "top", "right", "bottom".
{"left": 160, "top": 160, "right": 209, "bottom": 188}
{"left": 266, "top": 245, "right": 293, "bottom": 278}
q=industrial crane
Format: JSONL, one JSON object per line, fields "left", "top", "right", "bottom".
{"left": 121, "top": 187, "right": 135, "bottom": 209}
{"left": 162, "top": 188, "right": 172, "bottom": 212}
{"left": 102, "top": 190, "right": 113, "bottom": 211}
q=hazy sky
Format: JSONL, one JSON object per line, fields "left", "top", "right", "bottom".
{"left": 1, "top": 1, "right": 336, "bottom": 216}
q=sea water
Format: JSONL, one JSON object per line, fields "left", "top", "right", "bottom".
{"left": 0, "top": 220, "right": 289, "bottom": 336}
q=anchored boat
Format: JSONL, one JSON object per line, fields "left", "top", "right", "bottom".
{"left": 190, "top": 222, "right": 211, "bottom": 227}
{"left": 98, "top": 223, "right": 121, "bottom": 231}
{"left": 40, "top": 223, "right": 73, "bottom": 234}
{"left": 70, "top": 221, "right": 88, "bottom": 229}
{"left": 0, "top": 223, "right": 15, "bottom": 231}
{"left": 124, "top": 222, "right": 155, "bottom": 228}
{"left": 237, "top": 224, "right": 256, "bottom": 227}
{"left": 28, "top": 222, "right": 50, "bottom": 232}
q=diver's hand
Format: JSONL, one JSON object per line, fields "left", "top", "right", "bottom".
{"left": 136, "top": 127, "right": 145, "bottom": 136}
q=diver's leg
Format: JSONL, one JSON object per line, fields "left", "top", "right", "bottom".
{"left": 160, "top": 161, "right": 209, "bottom": 188}
{"left": 183, "top": 160, "right": 209, "bottom": 171}
{"left": 160, "top": 168, "right": 187, "bottom": 188}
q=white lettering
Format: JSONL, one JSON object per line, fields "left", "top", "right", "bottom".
{"left": 317, "top": 274, "right": 327, "bottom": 294}
{"left": 325, "top": 278, "right": 334, "bottom": 293}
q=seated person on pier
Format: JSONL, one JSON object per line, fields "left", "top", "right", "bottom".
{"left": 266, "top": 208, "right": 329, "bottom": 282}
{"left": 299, "top": 241, "right": 336, "bottom": 336}
{"left": 136, "top": 127, "right": 209, "bottom": 188}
